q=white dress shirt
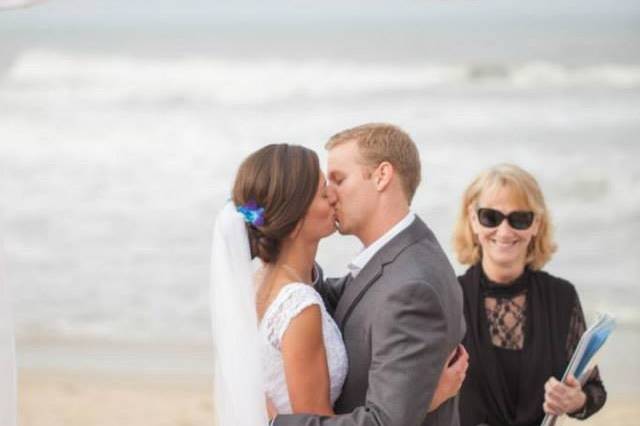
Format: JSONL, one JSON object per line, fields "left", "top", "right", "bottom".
{"left": 347, "top": 212, "right": 416, "bottom": 278}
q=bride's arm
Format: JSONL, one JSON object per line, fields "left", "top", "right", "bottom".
{"left": 281, "top": 305, "right": 334, "bottom": 416}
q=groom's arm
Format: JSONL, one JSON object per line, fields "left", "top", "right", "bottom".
{"left": 274, "top": 280, "right": 452, "bottom": 426}
{"left": 311, "top": 263, "right": 349, "bottom": 316}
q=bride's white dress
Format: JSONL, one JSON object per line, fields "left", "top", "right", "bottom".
{"left": 259, "top": 282, "right": 348, "bottom": 414}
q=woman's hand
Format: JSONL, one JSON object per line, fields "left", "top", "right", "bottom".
{"left": 429, "top": 344, "right": 469, "bottom": 412}
{"left": 543, "top": 375, "right": 587, "bottom": 416}
{"left": 266, "top": 397, "right": 278, "bottom": 420}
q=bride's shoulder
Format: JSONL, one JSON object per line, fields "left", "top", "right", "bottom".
{"left": 271, "top": 283, "right": 323, "bottom": 314}
{"left": 279, "top": 281, "right": 321, "bottom": 296}
{"left": 261, "top": 283, "right": 324, "bottom": 347}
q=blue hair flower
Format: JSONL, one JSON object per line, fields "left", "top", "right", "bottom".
{"left": 237, "top": 200, "right": 265, "bottom": 227}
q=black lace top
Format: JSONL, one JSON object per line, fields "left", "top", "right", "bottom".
{"left": 481, "top": 269, "right": 607, "bottom": 419}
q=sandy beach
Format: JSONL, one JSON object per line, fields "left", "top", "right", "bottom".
{"left": 18, "top": 368, "right": 639, "bottom": 426}
{"left": 18, "top": 369, "right": 214, "bottom": 426}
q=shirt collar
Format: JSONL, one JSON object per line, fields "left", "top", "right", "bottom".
{"left": 348, "top": 212, "right": 416, "bottom": 278}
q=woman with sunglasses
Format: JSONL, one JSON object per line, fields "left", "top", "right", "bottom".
{"left": 452, "top": 163, "right": 606, "bottom": 426}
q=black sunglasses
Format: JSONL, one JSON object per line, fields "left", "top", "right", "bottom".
{"left": 476, "top": 208, "right": 535, "bottom": 230}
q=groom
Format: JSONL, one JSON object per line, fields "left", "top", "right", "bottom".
{"left": 273, "top": 123, "right": 466, "bottom": 426}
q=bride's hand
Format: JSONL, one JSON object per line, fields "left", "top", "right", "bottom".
{"left": 428, "top": 344, "right": 469, "bottom": 412}
{"left": 266, "top": 396, "right": 278, "bottom": 419}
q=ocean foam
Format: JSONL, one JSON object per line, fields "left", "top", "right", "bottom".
{"left": 4, "top": 50, "right": 640, "bottom": 108}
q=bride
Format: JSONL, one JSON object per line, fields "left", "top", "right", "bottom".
{"left": 210, "top": 144, "right": 464, "bottom": 425}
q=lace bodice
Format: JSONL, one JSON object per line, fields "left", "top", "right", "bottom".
{"left": 258, "top": 283, "right": 348, "bottom": 414}
{"left": 485, "top": 293, "right": 527, "bottom": 350}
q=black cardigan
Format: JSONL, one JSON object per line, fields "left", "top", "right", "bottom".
{"left": 458, "top": 264, "right": 606, "bottom": 426}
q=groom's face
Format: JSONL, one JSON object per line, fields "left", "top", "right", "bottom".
{"left": 327, "top": 140, "right": 377, "bottom": 237}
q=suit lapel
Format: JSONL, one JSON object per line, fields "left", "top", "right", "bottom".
{"left": 334, "top": 262, "right": 382, "bottom": 329}
{"left": 334, "top": 217, "right": 430, "bottom": 329}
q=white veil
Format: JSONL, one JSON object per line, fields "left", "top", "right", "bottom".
{"left": 0, "top": 235, "right": 17, "bottom": 426}
{"left": 210, "top": 202, "right": 268, "bottom": 426}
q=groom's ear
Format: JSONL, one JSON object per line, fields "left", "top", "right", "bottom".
{"left": 373, "top": 161, "right": 394, "bottom": 192}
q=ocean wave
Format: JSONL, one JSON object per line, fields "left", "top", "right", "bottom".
{"left": 3, "top": 50, "right": 640, "bottom": 106}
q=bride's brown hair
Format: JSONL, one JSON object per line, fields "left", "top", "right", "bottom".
{"left": 232, "top": 144, "right": 320, "bottom": 263}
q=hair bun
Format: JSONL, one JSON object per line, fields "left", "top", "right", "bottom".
{"left": 247, "top": 226, "right": 279, "bottom": 263}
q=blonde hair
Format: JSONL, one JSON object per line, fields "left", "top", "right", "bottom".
{"left": 325, "top": 123, "right": 421, "bottom": 203}
{"left": 453, "top": 163, "right": 557, "bottom": 270}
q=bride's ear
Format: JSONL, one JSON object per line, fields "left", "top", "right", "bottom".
{"left": 288, "top": 218, "right": 304, "bottom": 240}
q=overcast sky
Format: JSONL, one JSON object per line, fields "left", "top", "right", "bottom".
{"left": 4, "top": 0, "right": 640, "bottom": 28}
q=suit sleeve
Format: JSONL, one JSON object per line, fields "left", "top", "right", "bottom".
{"left": 274, "top": 281, "right": 451, "bottom": 426}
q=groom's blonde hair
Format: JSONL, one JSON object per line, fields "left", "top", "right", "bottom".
{"left": 326, "top": 123, "right": 421, "bottom": 203}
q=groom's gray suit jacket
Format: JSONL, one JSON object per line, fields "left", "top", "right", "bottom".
{"left": 274, "top": 216, "right": 466, "bottom": 426}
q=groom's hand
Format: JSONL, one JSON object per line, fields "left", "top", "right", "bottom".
{"left": 428, "top": 344, "right": 469, "bottom": 412}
